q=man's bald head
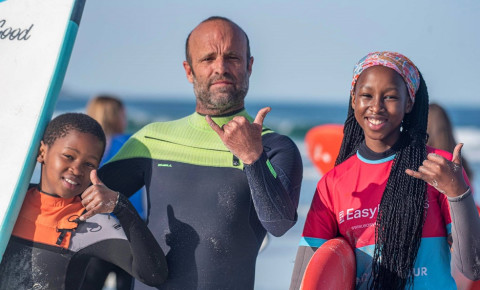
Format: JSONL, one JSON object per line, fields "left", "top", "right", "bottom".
{"left": 185, "top": 16, "right": 251, "bottom": 67}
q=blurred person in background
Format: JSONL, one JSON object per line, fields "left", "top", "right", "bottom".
{"left": 82, "top": 95, "right": 147, "bottom": 290}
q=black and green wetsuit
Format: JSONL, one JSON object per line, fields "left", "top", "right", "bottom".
{"left": 98, "top": 109, "right": 303, "bottom": 290}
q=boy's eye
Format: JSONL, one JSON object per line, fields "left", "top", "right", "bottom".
{"left": 85, "top": 162, "right": 96, "bottom": 168}
{"left": 63, "top": 154, "right": 73, "bottom": 160}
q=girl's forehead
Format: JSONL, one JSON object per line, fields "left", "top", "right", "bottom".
{"left": 356, "top": 66, "right": 405, "bottom": 86}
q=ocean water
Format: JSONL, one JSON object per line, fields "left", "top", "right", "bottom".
{"left": 51, "top": 97, "right": 480, "bottom": 290}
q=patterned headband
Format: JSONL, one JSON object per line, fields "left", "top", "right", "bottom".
{"left": 350, "top": 51, "right": 420, "bottom": 103}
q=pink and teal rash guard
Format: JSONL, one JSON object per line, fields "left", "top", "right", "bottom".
{"left": 301, "top": 144, "right": 470, "bottom": 289}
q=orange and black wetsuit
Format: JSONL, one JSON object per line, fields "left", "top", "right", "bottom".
{"left": 0, "top": 186, "right": 167, "bottom": 289}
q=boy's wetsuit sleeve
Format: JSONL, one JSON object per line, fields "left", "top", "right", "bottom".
{"left": 243, "top": 132, "right": 303, "bottom": 237}
{"left": 448, "top": 188, "right": 480, "bottom": 280}
{"left": 73, "top": 194, "right": 168, "bottom": 286}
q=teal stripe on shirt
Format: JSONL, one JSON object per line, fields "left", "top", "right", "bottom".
{"left": 299, "top": 237, "right": 327, "bottom": 247}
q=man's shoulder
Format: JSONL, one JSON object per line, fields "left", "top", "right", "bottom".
{"left": 132, "top": 115, "right": 192, "bottom": 139}
{"left": 142, "top": 116, "right": 190, "bottom": 131}
{"left": 262, "top": 131, "right": 297, "bottom": 148}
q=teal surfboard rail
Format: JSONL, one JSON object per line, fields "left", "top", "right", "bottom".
{"left": 0, "top": 0, "right": 86, "bottom": 263}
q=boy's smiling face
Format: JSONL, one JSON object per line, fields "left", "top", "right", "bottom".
{"left": 37, "top": 130, "right": 104, "bottom": 198}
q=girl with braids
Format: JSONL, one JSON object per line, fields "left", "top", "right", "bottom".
{"left": 290, "top": 51, "right": 480, "bottom": 289}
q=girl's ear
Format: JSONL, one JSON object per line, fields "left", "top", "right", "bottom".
{"left": 405, "top": 97, "right": 414, "bottom": 114}
{"left": 37, "top": 141, "right": 47, "bottom": 163}
{"left": 351, "top": 94, "right": 356, "bottom": 110}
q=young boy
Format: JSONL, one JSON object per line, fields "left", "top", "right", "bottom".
{"left": 0, "top": 113, "right": 167, "bottom": 289}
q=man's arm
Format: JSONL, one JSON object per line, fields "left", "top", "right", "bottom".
{"left": 244, "top": 133, "right": 302, "bottom": 236}
{"left": 206, "top": 107, "right": 302, "bottom": 236}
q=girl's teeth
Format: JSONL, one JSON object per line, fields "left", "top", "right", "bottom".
{"left": 369, "top": 118, "right": 384, "bottom": 125}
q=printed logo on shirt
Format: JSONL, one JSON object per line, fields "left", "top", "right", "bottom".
{"left": 113, "top": 224, "right": 122, "bottom": 230}
{"left": 357, "top": 267, "right": 428, "bottom": 285}
{"left": 157, "top": 163, "right": 172, "bottom": 167}
{"left": 338, "top": 204, "right": 380, "bottom": 224}
{"left": 413, "top": 267, "right": 428, "bottom": 277}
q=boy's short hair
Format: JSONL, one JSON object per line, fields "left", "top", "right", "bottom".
{"left": 42, "top": 113, "right": 106, "bottom": 152}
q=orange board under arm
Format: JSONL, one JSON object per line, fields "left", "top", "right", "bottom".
{"left": 300, "top": 237, "right": 356, "bottom": 290}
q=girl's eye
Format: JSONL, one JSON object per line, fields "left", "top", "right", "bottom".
{"left": 63, "top": 154, "right": 73, "bottom": 160}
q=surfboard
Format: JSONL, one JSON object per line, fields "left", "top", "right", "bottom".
{"left": 0, "top": 0, "right": 86, "bottom": 262}
{"left": 305, "top": 124, "right": 344, "bottom": 175}
{"left": 300, "top": 237, "right": 356, "bottom": 290}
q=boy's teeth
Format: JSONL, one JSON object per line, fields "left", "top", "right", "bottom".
{"left": 65, "top": 178, "right": 78, "bottom": 185}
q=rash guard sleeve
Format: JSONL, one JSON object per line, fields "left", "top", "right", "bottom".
{"left": 448, "top": 188, "right": 480, "bottom": 280}
{"left": 243, "top": 133, "right": 303, "bottom": 237}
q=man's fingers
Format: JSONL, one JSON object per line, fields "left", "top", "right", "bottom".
{"left": 90, "top": 170, "right": 103, "bottom": 186}
{"left": 452, "top": 143, "right": 464, "bottom": 166}
{"left": 206, "top": 115, "right": 224, "bottom": 137}
{"left": 253, "top": 107, "right": 271, "bottom": 126}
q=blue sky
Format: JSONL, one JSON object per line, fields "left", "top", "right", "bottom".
{"left": 63, "top": 0, "right": 480, "bottom": 106}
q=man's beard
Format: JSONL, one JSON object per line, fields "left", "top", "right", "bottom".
{"left": 194, "top": 73, "right": 249, "bottom": 113}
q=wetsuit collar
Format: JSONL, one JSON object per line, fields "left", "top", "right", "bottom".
{"left": 189, "top": 108, "right": 253, "bottom": 131}
{"left": 34, "top": 186, "right": 79, "bottom": 207}
{"left": 12, "top": 187, "right": 85, "bottom": 248}
{"left": 357, "top": 140, "right": 397, "bottom": 164}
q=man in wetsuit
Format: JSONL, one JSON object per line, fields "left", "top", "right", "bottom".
{"left": 97, "top": 16, "right": 303, "bottom": 289}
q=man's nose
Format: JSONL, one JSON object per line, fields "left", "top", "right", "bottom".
{"left": 213, "top": 57, "right": 228, "bottom": 74}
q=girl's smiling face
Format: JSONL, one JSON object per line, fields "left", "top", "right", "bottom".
{"left": 352, "top": 65, "right": 413, "bottom": 153}
{"left": 37, "top": 130, "right": 104, "bottom": 198}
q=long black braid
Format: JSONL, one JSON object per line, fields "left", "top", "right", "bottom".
{"left": 335, "top": 73, "right": 429, "bottom": 289}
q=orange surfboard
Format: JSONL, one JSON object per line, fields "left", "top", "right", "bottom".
{"left": 305, "top": 124, "right": 344, "bottom": 175}
{"left": 301, "top": 237, "right": 356, "bottom": 290}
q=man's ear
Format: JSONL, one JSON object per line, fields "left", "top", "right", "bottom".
{"left": 37, "top": 141, "right": 47, "bottom": 163}
{"left": 183, "top": 61, "right": 194, "bottom": 83}
{"left": 247, "top": 56, "right": 254, "bottom": 77}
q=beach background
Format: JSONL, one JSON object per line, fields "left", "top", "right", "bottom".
{"left": 32, "top": 97, "right": 480, "bottom": 289}
{"left": 30, "top": 0, "right": 480, "bottom": 288}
